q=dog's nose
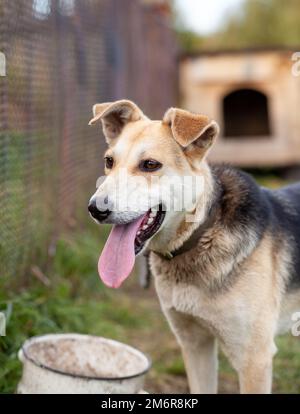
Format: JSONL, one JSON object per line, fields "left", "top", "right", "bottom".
{"left": 88, "top": 198, "right": 111, "bottom": 222}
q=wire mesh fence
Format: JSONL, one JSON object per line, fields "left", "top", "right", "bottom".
{"left": 0, "top": 0, "right": 177, "bottom": 282}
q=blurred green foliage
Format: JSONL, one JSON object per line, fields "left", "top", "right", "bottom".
{"left": 176, "top": 0, "right": 300, "bottom": 52}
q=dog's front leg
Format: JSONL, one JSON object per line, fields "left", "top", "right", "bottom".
{"left": 181, "top": 335, "right": 218, "bottom": 394}
{"left": 230, "top": 332, "right": 276, "bottom": 394}
{"left": 164, "top": 308, "right": 218, "bottom": 394}
{"left": 237, "top": 352, "right": 273, "bottom": 394}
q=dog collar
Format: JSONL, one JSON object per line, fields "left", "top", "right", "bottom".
{"left": 152, "top": 206, "right": 218, "bottom": 260}
{"left": 151, "top": 185, "right": 222, "bottom": 261}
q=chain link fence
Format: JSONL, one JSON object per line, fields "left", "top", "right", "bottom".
{"left": 0, "top": 0, "right": 177, "bottom": 282}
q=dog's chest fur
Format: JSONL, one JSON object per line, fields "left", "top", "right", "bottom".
{"left": 150, "top": 232, "right": 270, "bottom": 315}
{"left": 151, "top": 258, "right": 251, "bottom": 330}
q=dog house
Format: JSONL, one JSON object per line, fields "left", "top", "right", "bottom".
{"left": 179, "top": 48, "right": 300, "bottom": 167}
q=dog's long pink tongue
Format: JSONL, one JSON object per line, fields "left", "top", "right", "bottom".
{"left": 98, "top": 215, "right": 146, "bottom": 288}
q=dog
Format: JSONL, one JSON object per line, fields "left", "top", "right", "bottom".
{"left": 88, "top": 99, "right": 300, "bottom": 394}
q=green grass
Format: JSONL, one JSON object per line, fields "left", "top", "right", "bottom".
{"left": 0, "top": 291, "right": 150, "bottom": 393}
{"left": 0, "top": 223, "right": 155, "bottom": 393}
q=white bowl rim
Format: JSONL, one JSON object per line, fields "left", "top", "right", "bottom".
{"left": 21, "top": 333, "right": 151, "bottom": 381}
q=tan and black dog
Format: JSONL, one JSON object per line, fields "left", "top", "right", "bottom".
{"left": 88, "top": 99, "right": 300, "bottom": 394}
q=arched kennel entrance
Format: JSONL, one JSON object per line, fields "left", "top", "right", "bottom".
{"left": 222, "top": 88, "right": 271, "bottom": 138}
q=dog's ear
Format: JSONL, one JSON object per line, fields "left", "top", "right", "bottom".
{"left": 163, "top": 108, "right": 219, "bottom": 158}
{"left": 89, "top": 99, "right": 145, "bottom": 143}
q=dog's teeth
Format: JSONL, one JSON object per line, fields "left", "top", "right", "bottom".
{"left": 147, "top": 217, "right": 154, "bottom": 225}
{"left": 137, "top": 231, "right": 141, "bottom": 235}
{"left": 142, "top": 225, "right": 148, "bottom": 230}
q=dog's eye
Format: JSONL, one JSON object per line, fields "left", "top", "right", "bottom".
{"left": 139, "top": 159, "right": 162, "bottom": 172}
{"left": 104, "top": 156, "right": 114, "bottom": 169}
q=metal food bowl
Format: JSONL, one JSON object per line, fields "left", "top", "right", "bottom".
{"left": 17, "top": 333, "right": 151, "bottom": 394}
